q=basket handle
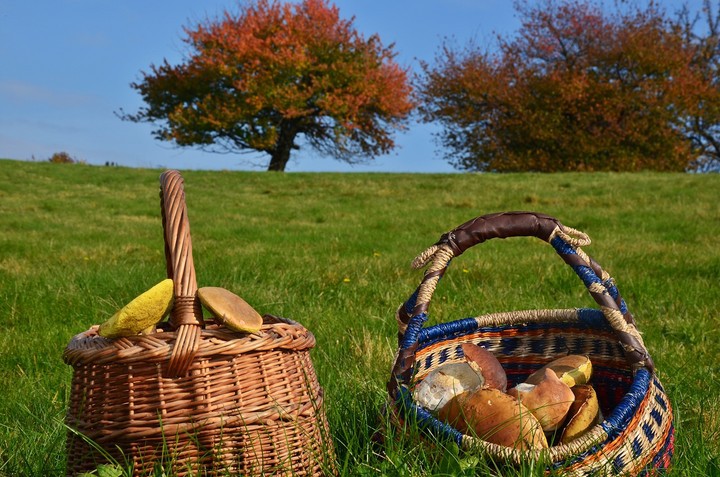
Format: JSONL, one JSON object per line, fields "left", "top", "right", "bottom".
{"left": 160, "top": 170, "right": 202, "bottom": 377}
{"left": 389, "top": 211, "right": 653, "bottom": 397}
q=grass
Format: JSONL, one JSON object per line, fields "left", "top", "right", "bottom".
{"left": 0, "top": 158, "right": 718, "bottom": 476}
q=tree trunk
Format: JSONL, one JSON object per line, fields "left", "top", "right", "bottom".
{"left": 267, "top": 148, "right": 291, "bottom": 172}
{"left": 267, "top": 122, "right": 298, "bottom": 172}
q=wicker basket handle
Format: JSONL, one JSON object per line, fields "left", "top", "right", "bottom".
{"left": 160, "top": 170, "right": 202, "bottom": 377}
{"left": 390, "top": 211, "right": 653, "bottom": 396}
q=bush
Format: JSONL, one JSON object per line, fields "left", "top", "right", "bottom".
{"left": 48, "top": 152, "right": 76, "bottom": 164}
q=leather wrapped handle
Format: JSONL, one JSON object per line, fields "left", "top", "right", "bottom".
{"left": 389, "top": 211, "right": 654, "bottom": 398}
{"left": 160, "top": 170, "right": 202, "bottom": 377}
{"left": 436, "top": 211, "right": 564, "bottom": 257}
{"left": 399, "top": 212, "right": 592, "bottom": 320}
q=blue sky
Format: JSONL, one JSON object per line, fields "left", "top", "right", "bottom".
{"left": 0, "top": 0, "right": 704, "bottom": 172}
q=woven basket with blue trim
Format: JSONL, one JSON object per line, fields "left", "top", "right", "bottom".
{"left": 387, "top": 211, "right": 674, "bottom": 476}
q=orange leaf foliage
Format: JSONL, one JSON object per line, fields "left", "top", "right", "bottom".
{"left": 125, "top": 0, "right": 413, "bottom": 171}
{"left": 418, "top": 0, "right": 712, "bottom": 172}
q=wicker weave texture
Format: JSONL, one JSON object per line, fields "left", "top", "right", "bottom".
{"left": 65, "top": 320, "right": 333, "bottom": 476}
{"left": 64, "top": 171, "right": 334, "bottom": 476}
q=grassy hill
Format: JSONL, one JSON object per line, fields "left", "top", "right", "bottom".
{"left": 0, "top": 159, "right": 717, "bottom": 475}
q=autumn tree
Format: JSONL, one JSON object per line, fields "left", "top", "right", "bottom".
{"left": 121, "top": 0, "right": 413, "bottom": 171}
{"left": 417, "top": 0, "right": 709, "bottom": 172}
{"left": 675, "top": 0, "right": 720, "bottom": 172}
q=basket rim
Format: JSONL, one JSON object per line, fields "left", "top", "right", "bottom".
{"left": 63, "top": 315, "right": 315, "bottom": 367}
{"left": 416, "top": 307, "right": 609, "bottom": 348}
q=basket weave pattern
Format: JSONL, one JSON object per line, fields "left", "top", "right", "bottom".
{"left": 388, "top": 212, "right": 674, "bottom": 476}
{"left": 64, "top": 171, "right": 333, "bottom": 476}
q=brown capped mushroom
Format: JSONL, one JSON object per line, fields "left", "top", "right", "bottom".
{"left": 197, "top": 286, "right": 263, "bottom": 333}
{"left": 439, "top": 388, "right": 548, "bottom": 450}
{"left": 460, "top": 342, "right": 508, "bottom": 392}
{"left": 507, "top": 368, "right": 575, "bottom": 432}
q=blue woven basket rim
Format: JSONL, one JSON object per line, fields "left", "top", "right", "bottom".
{"left": 417, "top": 307, "right": 611, "bottom": 351}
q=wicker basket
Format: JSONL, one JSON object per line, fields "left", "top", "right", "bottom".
{"left": 64, "top": 170, "right": 334, "bottom": 476}
{"left": 387, "top": 211, "right": 673, "bottom": 476}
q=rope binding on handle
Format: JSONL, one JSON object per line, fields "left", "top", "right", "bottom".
{"left": 411, "top": 220, "right": 591, "bottom": 270}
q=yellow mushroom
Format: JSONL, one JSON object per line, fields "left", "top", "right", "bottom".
{"left": 98, "top": 279, "right": 174, "bottom": 338}
{"left": 560, "top": 385, "right": 601, "bottom": 444}
{"left": 525, "top": 354, "right": 592, "bottom": 388}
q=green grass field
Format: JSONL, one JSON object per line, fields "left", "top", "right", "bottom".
{"left": 0, "top": 159, "right": 718, "bottom": 476}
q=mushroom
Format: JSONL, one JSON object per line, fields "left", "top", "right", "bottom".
{"left": 460, "top": 342, "right": 508, "bottom": 392}
{"left": 412, "top": 362, "right": 484, "bottom": 412}
{"left": 508, "top": 368, "right": 575, "bottom": 432}
{"left": 439, "top": 387, "right": 548, "bottom": 450}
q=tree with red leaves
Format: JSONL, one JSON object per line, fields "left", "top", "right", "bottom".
{"left": 121, "top": 0, "right": 413, "bottom": 171}
{"left": 675, "top": 0, "right": 720, "bottom": 172}
{"left": 418, "top": 0, "right": 712, "bottom": 172}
